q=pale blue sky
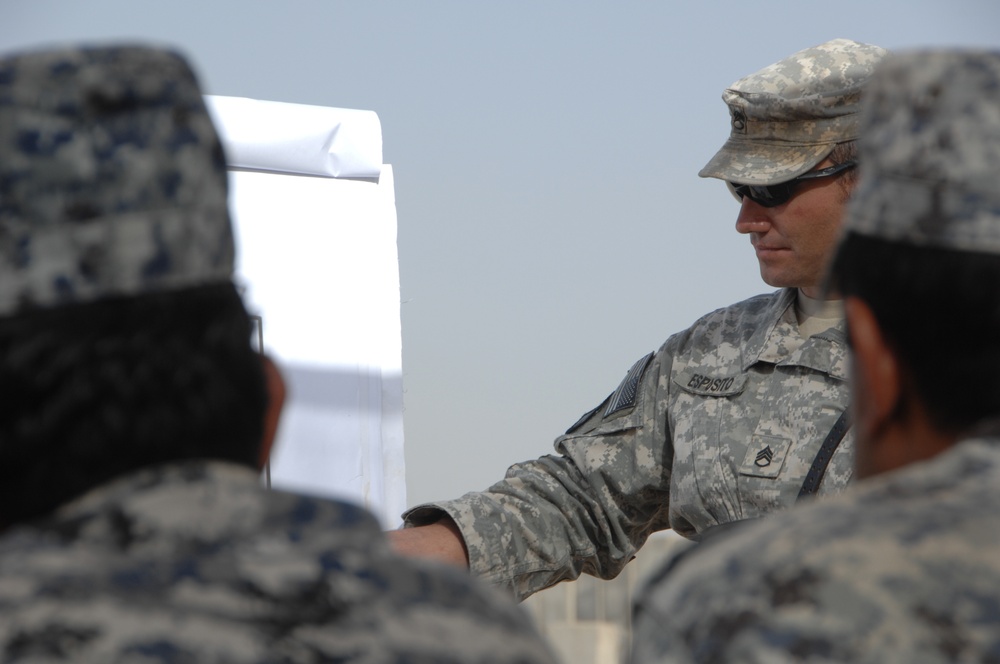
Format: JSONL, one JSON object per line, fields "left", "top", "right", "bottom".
{"left": 4, "top": 1, "right": 998, "bottom": 508}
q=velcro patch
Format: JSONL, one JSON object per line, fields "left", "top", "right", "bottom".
{"left": 739, "top": 435, "right": 791, "bottom": 479}
{"left": 674, "top": 370, "right": 748, "bottom": 397}
{"left": 604, "top": 352, "right": 654, "bottom": 418}
{"left": 565, "top": 400, "right": 607, "bottom": 435}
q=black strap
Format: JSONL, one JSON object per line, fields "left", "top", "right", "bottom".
{"left": 797, "top": 409, "right": 851, "bottom": 501}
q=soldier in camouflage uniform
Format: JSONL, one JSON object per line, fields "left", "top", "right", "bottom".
{"left": 392, "top": 39, "right": 887, "bottom": 600}
{"left": 630, "top": 50, "right": 1000, "bottom": 663}
{"left": 0, "top": 45, "right": 557, "bottom": 664}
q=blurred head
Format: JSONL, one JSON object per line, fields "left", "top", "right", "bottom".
{"left": 0, "top": 45, "right": 272, "bottom": 527}
{"left": 827, "top": 50, "right": 1000, "bottom": 476}
{"left": 0, "top": 45, "right": 234, "bottom": 311}
{"left": 700, "top": 39, "right": 887, "bottom": 296}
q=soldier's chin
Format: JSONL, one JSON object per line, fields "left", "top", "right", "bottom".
{"left": 757, "top": 267, "right": 808, "bottom": 292}
{"left": 757, "top": 268, "right": 788, "bottom": 289}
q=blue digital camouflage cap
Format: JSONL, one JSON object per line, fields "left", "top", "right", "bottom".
{"left": 0, "top": 44, "right": 234, "bottom": 316}
{"left": 842, "top": 50, "right": 1000, "bottom": 254}
{"left": 700, "top": 38, "right": 888, "bottom": 186}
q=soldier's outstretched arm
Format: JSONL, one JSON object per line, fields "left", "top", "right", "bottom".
{"left": 387, "top": 514, "right": 469, "bottom": 567}
{"left": 394, "top": 343, "right": 678, "bottom": 601}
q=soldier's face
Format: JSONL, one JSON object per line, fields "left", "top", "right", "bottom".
{"left": 734, "top": 159, "right": 852, "bottom": 299}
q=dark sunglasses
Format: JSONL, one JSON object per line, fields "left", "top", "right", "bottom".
{"left": 728, "top": 160, "right": 857, "bottom": 208}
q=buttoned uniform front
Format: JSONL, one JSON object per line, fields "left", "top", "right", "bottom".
{"left": 404, "top": 287, "right": 852, "bottom": 599}
{"left": 0, "top": 461, "right": 558, "bottom": 664}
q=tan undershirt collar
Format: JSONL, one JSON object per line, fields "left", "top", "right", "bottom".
{"left": 795, "top": 288, "right": 844, "bottom": 338}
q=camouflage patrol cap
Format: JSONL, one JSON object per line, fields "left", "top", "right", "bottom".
{"left": 0, "top": 44, "right": 233, "bottom": 316}
{"left": 842, "top": 50, "right": 1000, "bottom": 253}
{"left": 700, "top": 38, "right": 888, "bottom": 186}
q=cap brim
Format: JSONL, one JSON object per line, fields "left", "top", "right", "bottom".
{"left": 698, "top": 138, "right": 835, "bottom": 185}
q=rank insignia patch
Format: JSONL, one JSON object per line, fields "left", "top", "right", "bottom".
{"left": 740, "top": 435, "right": 791, "bottom": 479}
{"left": 729, "top": 104, "right": 748, "bottom": 134}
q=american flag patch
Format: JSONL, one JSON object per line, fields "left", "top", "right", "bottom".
{"left": 604, "top": 352, "right": 654, "bottom": 418}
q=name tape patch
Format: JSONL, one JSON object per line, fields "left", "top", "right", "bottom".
{"left": 675, "top": 370, "right": 747, "bottom": 397}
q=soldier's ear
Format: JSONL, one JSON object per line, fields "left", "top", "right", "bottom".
{"left": 844, "top": 296, "right": 901, "bottom": 476}
{"left": 258, "top": 355, "right": 286, "bottom": 470}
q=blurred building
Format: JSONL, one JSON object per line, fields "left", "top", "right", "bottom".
{"left": 523, "top": 531, "right": 689, "bottom": 664}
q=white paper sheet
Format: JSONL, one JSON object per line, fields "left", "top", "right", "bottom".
{"left": 231, "top": 167, "right": 405, "bottom": 528}
{"left": 211, "top": 95, "right": 405, "bottom": 527}
{"left": 205, "top": 95, "right": 383, "bottom": 179}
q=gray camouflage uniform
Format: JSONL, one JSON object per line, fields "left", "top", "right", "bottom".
{"left": 0, "top": 45, "right": 557, "bottom": 664}
{"left": 631, "top": 438, "right": 1000, "bottom": 664}
{"left": 404, "top": 38, "right": 886, "bottom": 601}
{"left": 631, "top": 50, "right": 1000, "bottom": 664}
{"left": 408, "top": 289, "right": 851, "bottom": 599}
{"left": 0, "top": 462, "right": 557, "bottom": 663}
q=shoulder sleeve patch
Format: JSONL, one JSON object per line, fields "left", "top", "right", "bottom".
{"left": 604, "top": 352, "right": 655, "bottom": 419}
{"left": 564, "top": 398, "right": 609, "bottom": 435}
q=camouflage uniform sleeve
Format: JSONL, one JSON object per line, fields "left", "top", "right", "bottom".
{"left": 404, "top": 337, "right": 682, "bottom": 600}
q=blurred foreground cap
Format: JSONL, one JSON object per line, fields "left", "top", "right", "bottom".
{"left": 700, "top": 38, "right": 887, "bottom": 186}
{"left": 0, "top": 44, "right": 233, "bottom": 316}
{"left": 843, "top": 50, "right": 1000, "bottom": 253}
